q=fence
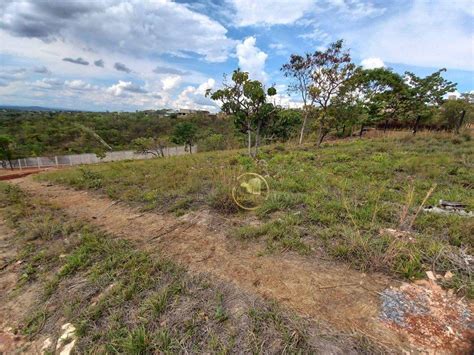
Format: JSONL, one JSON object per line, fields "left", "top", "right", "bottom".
{"left": 0, "top": 145, "right": 197, "bottom": 170}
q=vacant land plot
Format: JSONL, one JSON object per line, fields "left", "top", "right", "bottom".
{"left": 39, "top": 133, "right": 473, "bottom": 296}
{"left": 1, "top": 184, "right": 373, "bottom": 353}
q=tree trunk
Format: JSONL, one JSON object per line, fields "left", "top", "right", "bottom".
{"left": 455, "top": 110, "right": 466, "bottom": 134}
{"left": 359, "top": 124, "right": 364, "bottom": 138}
{"left": 316, "top": 122, "right": 328, "bottom": 147}
{"left": 247, "top": 128, "right": 252, "bottom": 157}
{"left": 383, "top": 119, "right": 388, "bottom": 133}
{"left": 413, "top": 115, "right": 421, "bottom": 135}
{"left": 298, "top": 110, "right": 308, "bottom": 145}
{"left": 254, "top": 121, "right": 262, "bottom": 157}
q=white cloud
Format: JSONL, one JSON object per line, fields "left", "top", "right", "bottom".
{"left": 161, "top": 75, "right": 182, "bottom": 91}
{"left": 348, "top": 1, "right": 474, "bottom": 70}
{"left": 65, "top": 79, "right": 94, "bottom": 90}
{"left": 0, "top": 0, "right": 235, "bottom": 62}
{"left": 107, "top": 80, "right": 147, "bottom": 97}
{"left": 231, "top": 0, "right": 314, "bottom": 26}
{"left": 231, "top": 0, "right": 384, "bottom": 26}
{"left": 175, "top": 78, "right": 217, "bottom": 111}
{"left": 236, "top": 37, "right": 268, "bottom": 82}
{"left": 31, "top": 78, "right": 63, "bottom": 89}
{"left": 361, "top": 57, "right": 385, "bottom": 69}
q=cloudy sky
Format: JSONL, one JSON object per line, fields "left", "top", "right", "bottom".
{"left": 0, "top": 0, "right": 473, "bottom": 111}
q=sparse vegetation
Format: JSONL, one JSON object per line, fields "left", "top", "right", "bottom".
{"left": 38, "top": 132, "right": 473, "bottom": 296}
{"left": 0, "top": 183, "right": 367, "bottom": 353}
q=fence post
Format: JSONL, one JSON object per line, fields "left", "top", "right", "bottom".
{"left": 18, "top": 159, "right": 22, "bottom": 171}
{"left": 69, "top": 156, "right": 73, "bottom": 166}
{"left": 37, "top": 157, "right": 41, "bottom": 169}
{"left": 55, "top": 156, "right": 59, "bottom": 167}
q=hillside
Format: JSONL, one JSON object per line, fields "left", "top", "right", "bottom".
{"left": 0, "top": 110, "right": 238, "bottom": 157}
{"left": 39, "top": 133, "right": 473, "bottom": 294}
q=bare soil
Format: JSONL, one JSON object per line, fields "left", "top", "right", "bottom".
{"left": 10, "top": 176, "right": 474, "bottom": 352}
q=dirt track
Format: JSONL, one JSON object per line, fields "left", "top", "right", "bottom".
{"left": 12, "top": 176, "right": 416, "bottom": 351}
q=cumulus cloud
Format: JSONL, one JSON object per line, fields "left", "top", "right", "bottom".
{"left": 107, "top": 80, "right": 147, "bottom": 96}
{"left": 94, "top": 59, "right": 104, "bottom": 67}
{"left": 63, "top": 57, "right": 89, "bottom": 65}
{"left": 161, "top": 76, "right": 182, "bottom": 91}
{"left": 0, "top": 0, "right": 235, "bottom": 62}
{"left": 64, "top": 79, "right": 93, "bottom": 90}
{"left": 153, "top": 66, "right": 187, "bottom": 75}
{"left": 361, "top": 57, "right": 385, "bottom": 69}
{"left": 348, "top": 1, "right": 474, "bottom": 70}
{"left": 114, "top": 62, "right": 132, "bottom": 73}
{"left": 175, "top": 78, "right": 217, "bottom": 110}
{"left": 236, "top": 37, "right": 268, "bottom": 82}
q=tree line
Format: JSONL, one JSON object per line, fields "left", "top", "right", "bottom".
{"left": 207, "top": 39, "right": 472, "bottom": 156}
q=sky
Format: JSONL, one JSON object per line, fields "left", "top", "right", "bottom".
{"left": 0, "top": 0, "right": 473, "bottom": 112}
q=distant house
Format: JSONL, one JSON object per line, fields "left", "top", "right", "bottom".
{"left": 176, "top": 109, "right": 210, "bottom": 117}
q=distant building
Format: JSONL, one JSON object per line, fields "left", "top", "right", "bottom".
{"left": 176, "top": 109, "right": 210, "bottom": 116}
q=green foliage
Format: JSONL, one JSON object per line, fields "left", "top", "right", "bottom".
{"left": 38, "top": 134, "right": 473, "bottom": 296}
{"left": 0, "top": 134, "right": 15, "bottom": 168}
{"left": 171, "top": 122, "right": 197, "bottom": 153}
{"left": 207, "top": 68, "right": 278, "bottom": 157}
{"left": 0, "top": 110, "right": 236, "bottom": 157}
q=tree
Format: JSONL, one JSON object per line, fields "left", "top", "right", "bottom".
{"left": 348, "top": 67, "right": 408, "bottom": 135}
{"left": 439, "top": 96, "right": 473, "bottom": 133}
{"left": 171, "top": 122, "right": 197, "bottom": 153}
{"left": 0, "top": 135, "right": 15, "bottom": 170}
{"left": 133, "top": 137, "right": 169, "bottom": 157}
{"left": 404, "top": 69, "right": 456, "bottom": 135}
{"left": 308, "top": 40, "right": 357, "bottom": 146}
{"left": 281, "top": 54, "right": 315, "bottom": 144}
{"left": 266, "top": 108, "right": 302, "bottom": 142}
{"left": 207, "top": 69, "right": 277, "bottom": 157}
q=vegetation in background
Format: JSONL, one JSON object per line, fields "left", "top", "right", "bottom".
{"left": 0, "top": 183, "right": 368, "bottom": 353}
{"left": 0, "top": 111, "right": 240, "bottom": 158}
{"left": 0, "top": 134, "right": 15, "bottom": 169}
{"left": 39, "top": 133, "right": 473, "bottom": 297}
{"left": 170, "top": 122, "right": 198, "bottom": 153}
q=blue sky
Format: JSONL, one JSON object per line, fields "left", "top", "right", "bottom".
{"left": 0, "top": 0, "right": 473, "bottom": 111}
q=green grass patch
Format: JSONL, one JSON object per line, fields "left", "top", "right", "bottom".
{"left": 36, "top": 133, "right": 474, "bottom": 295}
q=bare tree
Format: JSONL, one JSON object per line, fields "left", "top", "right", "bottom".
{"left": 281, "top": 54, "right": 315, "bottom": 144}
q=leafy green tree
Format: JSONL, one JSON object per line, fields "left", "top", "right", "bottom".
{"left": 348, "top": 67, "right": 408, "bottom": 135}
{"left": 266, "top": 108, "right": 302, "bottom": 142}
{"left": 0, "top": 135, "right": 15, "bottom": 169}
{"left": 133, "top": 137, "right": 169, "bottom": 157}
{"left": 308, "top": 40, "right": 357, "bottom": 146}
{"left": 404, "top": 69, "right": 457, "bottom": 135}
{"left": 171, "top": 122, "right": 197, "bottom": 153}
{"left": 207, "top": 69, "right": 277, "bottom": 157}
{"left": 439, "top": 96, "right": 473, "bottom": 133}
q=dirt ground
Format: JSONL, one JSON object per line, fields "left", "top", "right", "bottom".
{"left": 8, "top": 176, "right": 474, "bottom": 353}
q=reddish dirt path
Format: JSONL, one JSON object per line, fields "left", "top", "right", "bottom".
{"left": 11, "top": 176, "right": 443, "bottom": 352}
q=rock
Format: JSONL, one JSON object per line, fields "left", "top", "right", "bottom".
{"left": 41, "top": 337, "right": 52, "bottom": 352}
{"left": 56, "top": 323, "right": 76, "bottom": 355}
